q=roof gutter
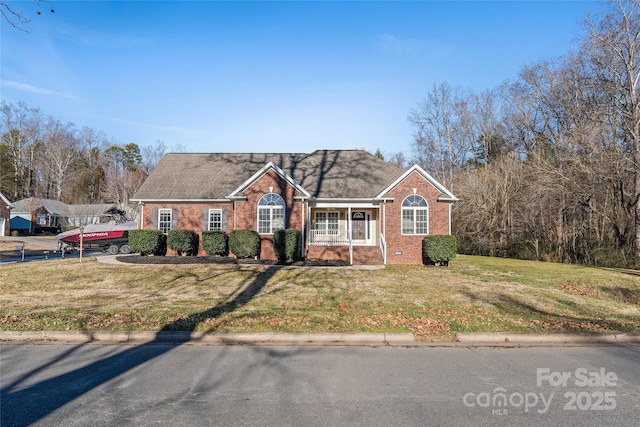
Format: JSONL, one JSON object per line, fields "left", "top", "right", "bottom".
{"left": 130, "top": 198, "right": 235, "bottom": 203}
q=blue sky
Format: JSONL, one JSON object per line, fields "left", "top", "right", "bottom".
{"left": 1, "top": 1, "right": 600, "bottom": 157}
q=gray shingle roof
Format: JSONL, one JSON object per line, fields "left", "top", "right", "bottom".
{"left": 12, "top": 198, "right": 118, "bottom": 216}
{"left": 132, "top": 150, "right": 407, "bottom": 200}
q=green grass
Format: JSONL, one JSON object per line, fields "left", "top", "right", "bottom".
{"left": 0, "top": 255, "right": 638, "bottom": 340}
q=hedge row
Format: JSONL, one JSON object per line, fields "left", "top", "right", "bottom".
{"left": 130, "top": 229, "right": 263, "bottom": 258}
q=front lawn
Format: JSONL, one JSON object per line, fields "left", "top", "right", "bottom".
{"left": 1, "top": 255, "right": 638, "bottom": 340}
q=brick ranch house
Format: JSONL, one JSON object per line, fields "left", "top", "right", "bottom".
{"left": 131, "top": 150, "right": 458, "bottom": 265}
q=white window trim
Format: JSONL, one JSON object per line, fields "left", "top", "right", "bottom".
{"left": 315, "top": 211, "right": 340, "bottom": 235}
{"left": 401, "top": 195, "right": 429, "bottom": 236}
{"left": 257, "top": 193, "right": 285, "bottom": 235}
{"left": 208, "top": 208, "right": 223, "bottom": 231}
{"left": 158, "top": 208, "right": 172, "bottom": 234}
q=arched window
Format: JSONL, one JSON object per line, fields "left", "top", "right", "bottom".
{"left": 402, "top": 194, "right": 428, "bottom": 235}
{"left": 258, "top": 193, "right": 285, "bottom": 234}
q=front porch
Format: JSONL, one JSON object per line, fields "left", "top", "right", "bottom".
{"left": 305, "top": 206, "right": 386, "bottom": 265}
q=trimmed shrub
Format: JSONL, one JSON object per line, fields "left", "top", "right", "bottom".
{"left": 285, "top": 229, "right": 301, "bottom": 261}
{"left": 129, "top": 229, "right": 166, "bottom": 256}
{"left": 423, "top": 235, "right": 457, "bottom": 266}
{"left": 274, "top": 229, "right": 301, "bottom": 261}
{"left": 229, "top": 230, "right": 261, "bottom": 259}
{"left": 167, "top": 229, "right": 198, "bottom": 256}
{"left": 202, "top": 230, "right": 228, "bottom": 256}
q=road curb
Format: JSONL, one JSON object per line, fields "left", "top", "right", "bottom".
{"left": 0, "top": 331, "right": 417, "bottom": 346}
{"left": 455, "top": 332, "right": 640, "bottom": 345}
{"left": 3, "top": 331, "right": 639, "bottom": 346}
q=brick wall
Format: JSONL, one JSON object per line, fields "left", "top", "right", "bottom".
{"left": 142, "top": 202, "right": 234, "bottom": 256}
{"left": 142, "top": 168, "right": 303, "bottom": 259}
{"left": 239, "top": 169, "right": 303, "bottom": 260}
{"left": 384, "top": 171, "right": 452, "bottom": 264}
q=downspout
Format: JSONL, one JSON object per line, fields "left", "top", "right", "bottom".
{"left": 383, "top": 200, "right": 387, "bottom": 265}
{"left": 448, "top": 203, "right": 452, "bottom": 235}
{"left": 139, "top": 202, "right": 144, "bottom": 229}
{"left": 306, "top": 199, "right": 313, "bottom": 253}
{"left": 348, "top": 206, "right": 352, "bottom": 265}
{"left": 300, "top": 198, "right": 305, "bottom": 260}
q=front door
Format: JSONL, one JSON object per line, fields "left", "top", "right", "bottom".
{"left": 352, "top": 211, "right": 366, "bottom": 241}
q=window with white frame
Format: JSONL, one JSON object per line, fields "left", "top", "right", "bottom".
{"left": 315, "top": 211, "right": 339, "bottom": 235}
{"left": 158, "top": 208, "right": 172, "bottom": 234}
{"left": 402, "top": 195, "right": 428, "bottom": 235}
{"left": 208, "top": 209, "right": 222, "bottom": 231}
{"left": 258, "top": 193, "right": 285, "bottom": 234}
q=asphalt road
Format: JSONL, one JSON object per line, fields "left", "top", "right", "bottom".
{"left": 1, "top": 344, "right": 639, "bottom": 426}
{"left": 0, "top": 248, "right": 105, "bottom": 264}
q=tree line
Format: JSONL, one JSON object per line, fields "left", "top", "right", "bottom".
{"left": 0, "top": 100, "right": 180, "bottom": 220}
{"left": 407, "top": 0, "right": 640, "bottom": 267}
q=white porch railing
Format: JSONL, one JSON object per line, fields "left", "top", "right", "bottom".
{"left": 308, "top": 229, "right": 349, "bottom": 246}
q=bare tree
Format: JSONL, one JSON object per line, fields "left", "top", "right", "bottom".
{"left": 583, "top": 0, "right": 640, "bottom": 258}
{"left": 39, "top": 118, "right": 79, "bottom": 200}
{"left": 101, "top": 143, "right": 146, "bottom": 221}
{"left": 409, "top": 83, "right": 474, "bottom": 186}
{"left": 140, "top": 140, "right": 168, "bottom": 175}
{"left": 71, "top": 127, "right": 109, "bottom": 203}
{"left": 1, "top": 1, "right": 54, "bottom": 31}
{"left": 453, "top": 156, "right": 524, "bottom": 257}
{"left": 0, "top": 101, "right": 44, "bottom": 198}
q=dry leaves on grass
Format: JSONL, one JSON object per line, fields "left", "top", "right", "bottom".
{"left": 557, "top": 281, "right": 640, "bottom": 306}
{"left": 556, "top": 281, "right": 601, "bottom": 298}
{"left": 353, "top": 313, "right": 450, "bottom": 336}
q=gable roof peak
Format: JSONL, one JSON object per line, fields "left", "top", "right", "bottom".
{"left": 376, "top": 164, "right": 459, "bottom": 201}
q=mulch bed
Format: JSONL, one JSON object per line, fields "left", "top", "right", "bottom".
{"left": 116, "top": 255, "right": 349, "bottom": 267}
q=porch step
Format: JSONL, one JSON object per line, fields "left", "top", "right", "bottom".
{"left": 351, "top": 246, "right": 384, "bottom": 266}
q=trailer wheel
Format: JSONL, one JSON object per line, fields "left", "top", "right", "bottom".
{"left": 119, "top": 244, "right": 131, "bottom": 254}
{"left": 107, "top": 244, "right": 119, "bottom": 255}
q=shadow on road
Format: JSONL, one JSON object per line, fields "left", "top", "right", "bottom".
{"left": 0, "top": 265, "right": 281, "bottom": 427}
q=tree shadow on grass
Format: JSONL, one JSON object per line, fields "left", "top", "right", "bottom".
{"left": 0, "top": 265, "right": 281, "bottom": 427}
{"left": 459, "top": 289, "right": 639, "bottom": 332}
